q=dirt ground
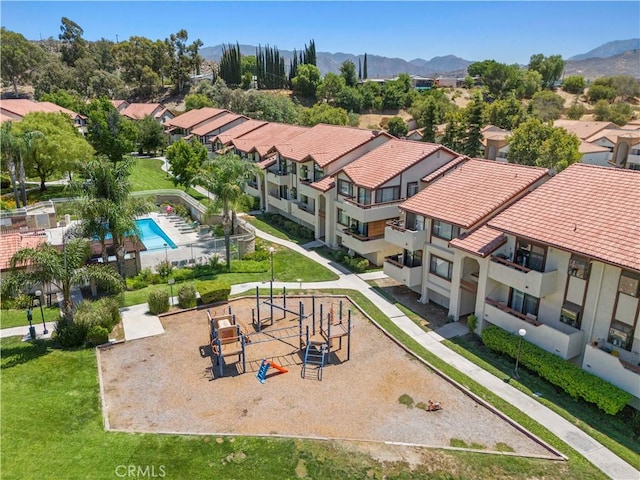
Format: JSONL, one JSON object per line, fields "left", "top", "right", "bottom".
{"left": 99, "top": 294, "right": 557, "bottom": 459}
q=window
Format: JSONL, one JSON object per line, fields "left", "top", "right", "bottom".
{"left": 407, "top": 182, "right": 419, "bottom": 198}
{"left": 338, "top": 179, "right": 353, "bottom": 197}
{"left": 515, "top": 239, "right": 546, "bottom": 272}
{"left": 509, "top": 289, "right": 539, "bottom": 317}
{"left": 300, "top": 165, "right": 309, "bottom": 180}
{"left": 290, "top": 187, "right": 297, "bottom": 200}
{"left": 405, "top": 212, "right": 425, "bottom": 231}
{"left": 429, "top": 255, "right": 452, "bottom": 281}
{"left": 357, "top": 188, "right": 371, "bottom": 205}
{"left": 290, "top": 163, "right": 297, "bottom": 174}
{"left": 404, "top": 249, "right": 423, "bottom": 268}
{"left": 618, "top": 271, "right": 640, "bottom": 297}
{"left": 313, "top": 164, "right": 324, "bottom": 181}
{"left": 608, "top": 320, "right": 633, "bottom": 351}
{"left": 560, "top": 301, "right": 582, "bottom": 329}
{"left": 568, "top": 255, "right": 590, "bottom": 280}
{"left": 431, "top": 220, "right": 460, "bottom": 241}
{"left": 375, "top": 186, "right": 400, "bottom": 203}
{"left": 337, "top": 209, "right": 349, "bottom": 226}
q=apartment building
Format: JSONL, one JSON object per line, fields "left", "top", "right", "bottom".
{"left": 384, "top": 158, "right": 550, "bottom": 313}
{"left": 210, "top": 119, "right": 267, "bottom": 153}
{"left": 164, "top": 107, "right": 230, "bottom": 143}
{"left": 332, "top": 139, "right": 460, "bottom": 265}
{"left": 263, "top": 124, "right": 392, "bottom": 241}
{"left": 120, "top": 103, "right": 174, "bottom": 124}
{"left": 187, "top": 113, "right": 248, "bottom": 151}
{"left": 450, "top": 164, "right": 640, "bottom": 405}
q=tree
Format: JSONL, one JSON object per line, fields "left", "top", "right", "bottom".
{"left": 587, "top": 84, "right": 616, "bottom": 103}
{"left": 0, "top": 122, "right": 24, "bottom": 207}
{"left": 336, "top": 86, "right": 364, "bottom": 113}
{"left": 59, "top": 17, "right": 87, "bottom": 67}
{"left": 32, "top": 55, "right": 76, "bottom": 99}
{"left": 114, "top": 36, "right": 159, "bottom": 97}
{"left": 10, "top": 239, "right": 123, "bottom": 322}
{"left": 387, "top": 117, "right": 408, "bottom": 138}
{"left": 528, "top": 54, "right": 565, "bottom": 89}
{"left": 566, "top": 101, "right": 586, "bottom": 120}
{"left": 195, "top": 153, "right": 262, "bottom": 271}
{"left": 507, "top": 117, "right": 581, "bottom": 172}
{"left": 39, "top": 89, "right": 85, "bottom": 113}
{"left": 593, "top": 100, "right": 634, "bottom": 125}
{"left": 299, "top": 103, "right": 350, "bottom": 126}
{"left": 562, "top": 75, "right": 586, "bottom": 94}
{"left": 518, "top": 70, "right": 542, "bottom": 99}
{"left": 292, "top": 64, "right": 321, "bottom": 98}
{"left": 530, "top": 90, "right": 565, "bottom": 122}
{"left": 363, "top": 53, "right": 368, "bottom": 80}
{"left": 462, "top": 92, "right": 485, "bottom": 157}
{"left": 219, "top": 43, "right": 242, "bottom": 87}
{"left": 382, "top": 74, "right": 412, "bottom": 109}
{"left": 340, "top": 60, "right": 357, "bottom": 87}
{"left": 471, "top": 60, "right": 524, "bottom": 99}
{"left": 185, "top": 93, "right": 214, "bottom": 111}
{"left": 135, "top": 116, "right": 166, "bottom": 155}
{"left": 166, "top": 29, "right": 201, "bottom": 92}
{"left": 0, "top": 28, "right": 44, "bottom": 94}
{"left": 486, "top": 95, "right": 526, "bottom": 130}
{"left": 15, "top": 112, "right": 94, "bottom": 190}
{"left": 316, "top": 73, "right": 345, "bottom": 104}
{"left": 166, "top": 138, "right": 208, "bottom": 189}
{"left": 86, "top": 97, "right": 136, "bottom": 164}
{"left": 441, "top": 110, "right": 467, "bottom": 153}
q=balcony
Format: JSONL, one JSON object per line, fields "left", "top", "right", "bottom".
{"left": 341, "top": 228, "right": 387, "bottom": 254}
{"left": 583, "top": 344, "right": 640, "bottom": 398}
{"left": 484, "top": 298, "right": 584, "bottom": 359}
{"left": 267, "top": 170, "right": 291, "bottom": 186}
{"left": 385, "top": 220, "right": 427, "bottom": 252}
{"left": 297, "top": 181, "right": 319, "bottom": 199}
{"left": 488, "top": 255, "right": 558, "bottom": 298}
{"left": 294, "top": 202, "right": 316, "bottom": 224}
{"left": 267, "top": 192, "right": 291, "bottom": 214}
{"left": 384, "top": 254, "right": 422, "bottom": 288}
{"left": 339, "top": 197, "right": 403, "bottom": 223}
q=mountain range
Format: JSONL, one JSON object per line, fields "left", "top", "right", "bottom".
{"left": 200, "top": 39, "right": 640, "bottom": 79}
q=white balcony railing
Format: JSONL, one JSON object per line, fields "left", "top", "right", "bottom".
{"left": 488, "top": 256, "right": 558, "bottom": 298}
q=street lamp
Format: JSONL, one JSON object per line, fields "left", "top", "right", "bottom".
{"left": 164, "top": 243, "right": 168, "bottom": 262}
{"left": 26, "top": 307, "right": 36, "bottom": 340}
{"left": 168, "top": 278, "right": 175, "bottom": 306}
{"left": 269, "top": 247, "right": 275, "bottom": 282}
{"left": 514, "top": 328, "right": 526, "bottom": 379}
{"left": 35, "top": 290, "right": 47, "bottom": 335}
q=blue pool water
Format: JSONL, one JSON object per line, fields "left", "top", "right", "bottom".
{"left": 104, "top": 218, "right": 177, "bottom": 251}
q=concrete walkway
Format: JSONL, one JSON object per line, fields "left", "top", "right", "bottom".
{"left": 2, "top": 217, "right": 637, "bottom": 479}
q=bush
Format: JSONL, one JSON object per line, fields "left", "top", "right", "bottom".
{"left": 86, "top": 325, "right": 109, "bottom": 346}
{"left": 14, "top": 294, "right": 33, "bottom": 309}
{"left": 198, "top": 279, "right": 231, "bottom": 305}
{"left": 342, "top": 255, "right": 369, "bottom": 273}
{"left": 172, "top": 268, "right": 195, "bottom": 282}
{"left": 55, "top": 320, "right": 90, "bottom": 348}
{"left": 178, "top": 284, "right": 198, "bottom": 309}
{"left": 467, "top": 314, "right": 478, "bottom": 333}
{"left": 126, "top": 276, "right": 148, "bottom": 290}
{"left": 148, "top": 289, "right": 170, "bottom": 315}
{"left": 481, "top": 326, "right": 632, "bottom": 414}
{"left": 562, "top": 75, "right": 586, "bottom": 94}
{"left": 156, "top": 260, "right": 173, "bottom": 278}
{"left": 72, "top": 298, "right": 122, "bottom": 333}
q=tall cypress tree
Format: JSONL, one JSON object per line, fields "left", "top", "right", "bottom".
{"left": 220, "top": 42, "right": 241, "bottom": 87}
{"left": 358, "top": 58, "right": 362, "bottom": 80}
{"left": 363, "top": 53, "right": 368, "bottom": 79}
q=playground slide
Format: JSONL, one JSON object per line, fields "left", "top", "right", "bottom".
{"left": 269, "top": 361, "right": 288, "bottom": 373}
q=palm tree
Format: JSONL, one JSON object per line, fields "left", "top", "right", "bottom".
{"left": 196, "top": 153, "right": 262, "bottom": 271}
{"left": 10, "top": 238, "right": 123, "bottom": 322}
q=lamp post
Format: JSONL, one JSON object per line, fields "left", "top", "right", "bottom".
{"left": 514, "top": 328, "right": 526, "bottom": 379}
{"left": 35, "top": 290, "right": 47, "bottom": 335}
{"left": 168, "top": 278, "right": 175, "bottom": 306}
{"left": 164, "top": 243, "right": 168, "bottom": 263}
{"left": 269, "top": 246, "right": 275, "bottom": 283}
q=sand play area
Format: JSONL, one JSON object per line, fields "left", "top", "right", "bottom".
{"left": 98, "top": 294, "right": 558, "bottom": 458}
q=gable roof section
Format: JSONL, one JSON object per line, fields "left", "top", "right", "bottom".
{"left": 553, "top": 119, "right": 616, "bottom": 140}
{"left": 400, "top": 159, "right": 549, "bottom": 229}
{"left": 211, "top": 119, "right": 267, "bottom": 146}
{"left": 0, "top": 232, "right": 47, "bottom": 271}
{"left": 273, "top": 124, "right": 380, "bottom": 167}
{"left": 191, "top": 114, "right": 246, "bottom": 137}
{"left": 422, "top": 155, "right": 469, "bottom": 183}
{"left": 449, "top": 225, "right": 507, "bottom": 258}
{"left": 339, "top": 139, "right": 453, "bottom": 189}
{"left": 120, "top": 103, "right": 172, "bottom": 120}
{"left": 488, "top": 163, "right": 640, "bottom": 272}
{"left": 579, "top": 141, "right": 610, "bottom": 154}
{"left": 0, "top": 99, "right": 83, "bottom": 122}
{"left": 110, "top": 100, "right": 129, "bottom": 110}
{"left": 232, "top": 122, "right": 308, "bottom": 156}
{"left": 311, "top": 175, "right": 335, "bottom": 192}
{"left": 166, "top": 107, "right": 229, "bottom": 130}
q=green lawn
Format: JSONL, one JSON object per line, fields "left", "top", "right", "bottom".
{"left": 444, "top": 333, "right": 640, "bottom": 470}
{"left": 129, "top": 157, "right": 177, "bottom": 192}
{"left": 0, "top": 291, "right": 606, "bottom": 479}
{"left": 0, "top": 305, "right": 60, "bottom": 329}
{"left": 243, "top": 214, "right": 302, "bottom": 242}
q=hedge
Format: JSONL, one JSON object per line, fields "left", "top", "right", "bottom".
{"left": 198, "top": 279, "right": 231, "bottom": 305}
{"left": 481, "top": 325, "right": 632, "bottom": 415}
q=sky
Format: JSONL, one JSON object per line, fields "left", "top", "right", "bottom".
{"left": 2, "top": 1, "right": 639, "bottom": 64}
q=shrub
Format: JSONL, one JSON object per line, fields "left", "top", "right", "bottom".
{"left": 198, "top": 279, "right": 231, "bottom": 305}
{"left": 212, "top": 224, "right": 225, "bottom": 237}
{"left": 467, "top": 314, "right": 478, "bottom": 333}
{"left": 98, "top": 297, "right": 122, "bottom": 331}
{"left": 481, "top": 326, "right": 632, "bottom": 414}
{"left": 55, "top": 320, "right": 90, "bottom": 348}
{"left": 398, "top": 394, "right": 414, "bottom": 408}
{"left": 156, "top": 260, "right": 173, "bottom": 278}
{"left": 148, "top": 289, "right": 170, "bottom": 315}
{"left": 342, "top": 255, "right": 369, "bottom": 273}
{"left": 173, "top": 204, "right": 189, "bottom": 219}
{"left": 86, "top": 325, "right": 109, "bottom": 346}
{"left": 178, "top": 284, "right": 198, "bottom": 309}
{"left": 562, "top": 75, "right": 586, "bottom": 94}
{"left": 126, "top": 276, "right": 148, "bottom": 290}
{"left": 208, "top": 255, "right": 224, "bottom": 273}
{"left": 172, "top": 268, "right": 195, "bottom": 282}
{"left": 14, "top": 294, "right": 33, "bottom": 309}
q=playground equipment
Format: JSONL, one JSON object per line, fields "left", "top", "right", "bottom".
{"left": 301, "top": 325, "right": 328, "bottom": 381}
{"left": 255, "top": 358, "right": 289, "bottom": 383}
{"left": 427, "top": 400, "right": 442, "bottom": 412}
{"left": 208, "top": 310, "right": 247, "bottom": 378}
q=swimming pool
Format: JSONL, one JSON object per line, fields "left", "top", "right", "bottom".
{"left": 103, "top": 218, "right": 177, "bottom": 251}
{"left": 135, "top": 218, "right": 177, "bottom": 251}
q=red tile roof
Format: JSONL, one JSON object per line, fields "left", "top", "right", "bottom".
{"left": 579, "top": 141, "right": 609, "bottom": 154}
{"left": 0, "top": 232, "right": 47, "bottom": 271}
{"left": 257, "top": 154, "right": 277, "bottom": 169}
{"left": 210, "top": 119, "right": 267, "bottom": 146}
{"left": 488, "top": 163, "right": 640, "bottom": 272}
{"left": 191, "top": 114, "right": 246, "bottom": 136}
{"left": 120, "top": 103, "right": 164, "bottom": 120}
{"left": 311, "top": 176, "right": 335, "bottom": 192}
{"left": 110, "top": 100, "right": 128, "bottom": 110}
{"left": 422, "top": 156, "right": 469, "bottom": 183}
{"left": 339, "top": 139, "right": 454, "bottom": 189}
{"left": 400, "top": 159, "right": 549, "bottom": 229}
{"left": 232, "top": 122, "right": 308, "bottom": 157}
{"left": 0, "top": 99, "right": 82, "bottom": 122}
{"left": 449, "top": 225, "right": 507, "bottom": 257}
{"left": 273, "top": 124, "right": 380, "bottom": 167}
{"left": 553, "top": 120, "right": 616, "bottom": 140}
{"left": 166, "top": 107, "right": 229, "bottom": 130}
